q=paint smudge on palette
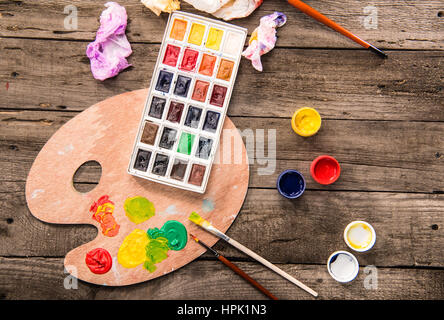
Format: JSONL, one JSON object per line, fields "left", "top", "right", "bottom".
{"left": 164, "top": 204, "right": 178, "bottom": 215}
{"left": 57, "top": 144, "right": 74, "bottom": 155}
{"left": 31, "top": 189, "right": 45, "bottom": 199}
{"left": 111, "top": 256, "right": 121, "bottom": 282}
{"left": 90, "top": 195, "right": 120, "bottom": 237}
{"left": 117, "top": 220, "right": 188, "bottom": 272}
{"left": 124, "top": 196, "right": 155, "bottom": 224}
{"left": 128, "top": 11, "right": 247, "bottom": 193}
{"left": 202, "top": 198, "right": 215, "bottom": 213}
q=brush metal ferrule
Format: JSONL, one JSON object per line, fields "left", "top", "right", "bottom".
{"left": 207, "top": 225, "right": 230, "bottom": 242}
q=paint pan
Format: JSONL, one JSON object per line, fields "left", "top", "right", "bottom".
{"left": 327, "top": 251, "right": 359, "bottom": 283}
{"left": 128, "top": 11, "right": 247, "bottom": 193}
{"left": 310, "top": 155, "right": 341, "bottom": 185}
{"left": 344, "top": 221, "right": 376, "bottom": 252}
{"left": 291, "top": 107, "right": 321, "bottom": 137}
{"left": 276, "top": 169, "right": 306, "bottom": 199}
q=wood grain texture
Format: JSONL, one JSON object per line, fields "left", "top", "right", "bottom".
{"left": 0, "top": 0, "right": 443, "bottom": 50}
{"left": 0, "top": 257, "right": 443, "bottom": 300}
{"left": 1, "top": 38, "right": 443, "bottom": 120}
{"left": 1, "top": 0, "right": 443, "bottom": 300}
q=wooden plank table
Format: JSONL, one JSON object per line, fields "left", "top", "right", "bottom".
{"left": 0, "top": 0, "right": 443, "bottom": 299}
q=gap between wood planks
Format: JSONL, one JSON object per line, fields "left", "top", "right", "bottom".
{"left": 1, "top": 255, "right": 444, "bottom": 271}
{"left": 1, "top": 34, "right": 443, "bottom": 52}
{"left": 4, "top": 111, "right": 444, "bottom": 123}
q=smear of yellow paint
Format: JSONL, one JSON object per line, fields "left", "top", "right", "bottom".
{"left": 117, "top": 229, "right": 149, "bottom": 268}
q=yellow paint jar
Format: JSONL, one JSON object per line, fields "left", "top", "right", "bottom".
{"left": 291, "top": 107, "right": 321, "bottom": 137}
{"left": 344, "top": 221, "right": 376, "bottom": 252}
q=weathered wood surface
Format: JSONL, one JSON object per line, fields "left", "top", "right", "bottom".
{"left": 2, "top": 110, "right": 444, "bottom": 193}
{"left": 1, "top": 0, "right": 444, "bottom": 299}
{"left": 0, "top": 0, "right": 443, "bottom": 50}
{"left": 1, "top": 257, "right": 443, "bottom": 300}
{"left": 1, "top": 38, "right": 443, "bottom": 120}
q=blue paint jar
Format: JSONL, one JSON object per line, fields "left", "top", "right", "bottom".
{"left": 276, "top": 169, "right": 306, "bottom": 199}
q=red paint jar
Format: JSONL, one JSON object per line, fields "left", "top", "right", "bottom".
{"left": 310, "top": 155, "right": 341, "bottom": 185}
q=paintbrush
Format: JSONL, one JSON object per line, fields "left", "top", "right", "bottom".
{"left": 287, "top": 0, "right": 387, "bottom": 58}
{"left": 189, "top": 212, "right": 318, "bottom": 297}
{"left": 190, "top": 234, "right": 278, "bottom": 300}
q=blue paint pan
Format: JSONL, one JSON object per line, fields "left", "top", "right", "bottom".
{"left": 276, "top": 169, "right": 306, "bottom": 199}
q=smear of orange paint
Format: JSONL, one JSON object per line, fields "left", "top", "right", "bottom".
{"left": 90, "top": 195, "right": 120, "bottom": 237}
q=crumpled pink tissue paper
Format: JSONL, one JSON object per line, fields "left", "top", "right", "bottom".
{"left": 86, "top": 2, "right": 132, "bottom": 81}
{"left": 242, "top": 12, "right": 287, "bottom": 72}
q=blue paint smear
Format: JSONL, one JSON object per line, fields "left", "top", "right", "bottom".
{"left": 165, "top": 205, "right": 178, "bottom": 215}
{"left": 202, "top": 199, "right": 215, "bottom": 213}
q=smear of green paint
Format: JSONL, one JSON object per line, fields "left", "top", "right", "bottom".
{"left": 144, "top": 234, "right": 169, "bottom": 273}
{"left": 161, "top": 220, "right": 188, "bottom": 251}
{"left": 143, "top": 220, "right": 188, "bottom": 272}
{"left": 124, "top": 196, "right": 155, "bottom": 224}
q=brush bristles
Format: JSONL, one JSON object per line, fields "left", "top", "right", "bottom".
{"left": 189, "top": 212, "right": 210, "bottom": 227}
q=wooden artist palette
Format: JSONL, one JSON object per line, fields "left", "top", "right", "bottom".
{"left": 25, "top": 89, "right": 249, "bottom": 286}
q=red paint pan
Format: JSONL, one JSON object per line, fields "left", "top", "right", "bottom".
{"left": 310, "top": 155, "right": 341, "bottom": 185}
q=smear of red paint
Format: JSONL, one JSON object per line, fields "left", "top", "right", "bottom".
{"left": 85, "top": 248, "right": 112, "bottom": 274}
{"left": 6, "top": 82, "right": 9, "bottom": 91}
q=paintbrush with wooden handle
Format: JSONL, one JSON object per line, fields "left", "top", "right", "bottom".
{"left": 287, "top": 0, "right": 387, "bottom": 58}
{"left": 190, "top": 233, "right": 278, "bottom": 300}
{"left": 189, "top": 212, "right": 318, "bottom": 297}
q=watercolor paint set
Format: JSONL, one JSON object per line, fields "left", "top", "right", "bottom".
{"left": 128, "top": 11, "right": 247, "bottom": 193}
